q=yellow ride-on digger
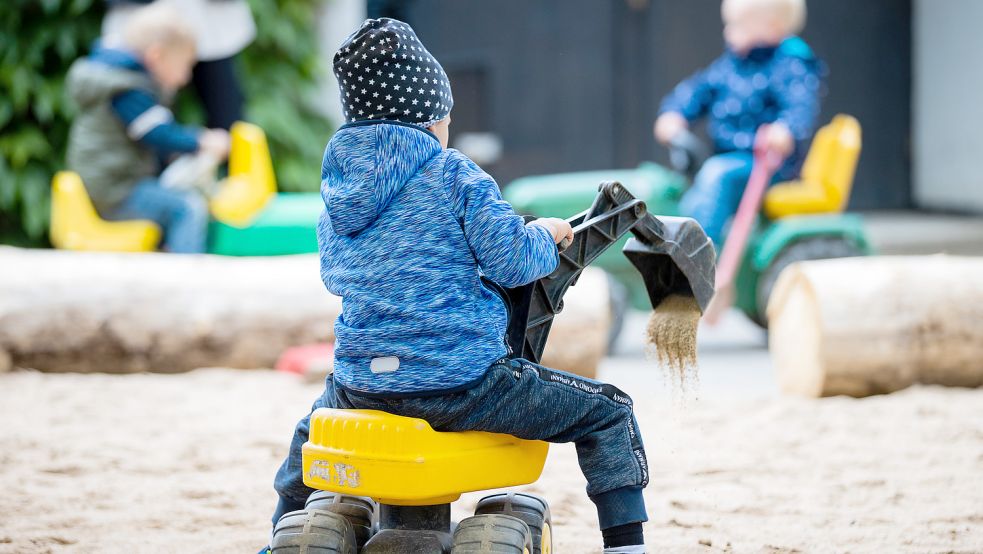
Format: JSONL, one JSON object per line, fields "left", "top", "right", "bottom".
{"left": 271, "top": 182, "right": 715, "bottom": 553}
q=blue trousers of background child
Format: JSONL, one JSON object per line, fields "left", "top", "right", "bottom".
{"left": 272, "top": 358, "right": 649, "bottom": 531}
{"left": 679, "top": 151, "right": 759, "bottom": 246}
{"left": 112, "top": 179, "right": 209, "bottom": 253}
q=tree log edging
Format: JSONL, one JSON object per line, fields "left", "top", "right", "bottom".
{"left": 0, "top": 248, "right": 612, "bottom": 376}
{"left": 767, "top": 255, "right": 983, "bottom": 397}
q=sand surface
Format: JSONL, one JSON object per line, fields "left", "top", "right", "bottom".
{"left": 1, "top": 368, "right": 981, "bottom": 553}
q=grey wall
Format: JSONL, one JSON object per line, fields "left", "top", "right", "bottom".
{"left": 914, "top": 0, "right": 983, "bottom": 213}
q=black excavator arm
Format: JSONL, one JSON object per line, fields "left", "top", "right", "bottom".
{"left": 504, "top": 181, "right": 716, "bottom": 364}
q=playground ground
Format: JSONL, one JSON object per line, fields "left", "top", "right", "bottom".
{"left": 1, "top": 309, "right": 981, "bottom": 553}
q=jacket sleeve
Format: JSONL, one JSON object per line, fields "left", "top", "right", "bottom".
{"left": 110, "top": 89, "right": 201, "bottom": 156}
{"left": 443, "top": 150, "right": 559, "bottom": 288}
{"left": 658, "top": 57, "right": 722, "bottom": 121}
{"left": 770, "top": 55, "right": 824, "bottom": 141}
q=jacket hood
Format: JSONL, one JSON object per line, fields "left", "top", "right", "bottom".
{"left": 321, "top": 122, "right": 443, "bottom": 236}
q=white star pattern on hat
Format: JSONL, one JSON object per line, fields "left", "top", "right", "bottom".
{"left": 333, "top": 18, "right": 453, "bottom": 126}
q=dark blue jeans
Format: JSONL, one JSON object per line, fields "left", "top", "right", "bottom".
{"left": 112, "top": 179, "right": 209, "bottom": 253}
{"left": 272, "top": 358, "right": 649, "bottom": 530}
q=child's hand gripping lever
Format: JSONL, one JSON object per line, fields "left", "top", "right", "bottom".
{"left": 529, "top": 217, "right": 574, "bottom": 252}
{"left": 702, "top": 125, "right": 786, "bottom": 325}
{"left": 504, "top": 182, "right": 716, "bottom": 363}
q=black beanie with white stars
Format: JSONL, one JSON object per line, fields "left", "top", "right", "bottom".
{"left": 333, "top": 18, "right": 453, "bottom": 127}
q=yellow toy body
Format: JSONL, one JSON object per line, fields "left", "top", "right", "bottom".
{"left": 209, "top": 121, "right": 277, "bottom": 227}
{"left": 302, "top": 409, "right": 549, "bottom": 506}
{"left": 763, "top": 114, "right": 862, "bottom": 219}
{"left": 49, "top": 171, "right": 160, "bottom": 252}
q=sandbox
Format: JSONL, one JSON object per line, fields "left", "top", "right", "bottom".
{"left": 1, "top": 368, "right": 980, "bottom": 553}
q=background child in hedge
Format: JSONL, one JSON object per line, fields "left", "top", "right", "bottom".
{"left": 66, "top": 3, "right": 229, "bottom": 253}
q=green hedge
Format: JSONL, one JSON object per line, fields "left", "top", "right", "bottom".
{"left": 0, "top": 0, "right": 332, "bottom": 246}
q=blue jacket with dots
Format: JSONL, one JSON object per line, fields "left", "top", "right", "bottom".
{"left": 317, "top": 121, "right": 559, "bottom": 396}
{"left": 659, "top": 37, "right": 825, "bottom": 179}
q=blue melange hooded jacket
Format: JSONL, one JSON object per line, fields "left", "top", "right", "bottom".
{"left": 317, "top": 121, "right": 559, "bottom": 396}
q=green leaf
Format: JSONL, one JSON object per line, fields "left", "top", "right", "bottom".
{"left": 31, "top": 80, "right": 61, "bottom": 124}
{"left": 0, "top": 127, "right": 50, "bottom": 168}
{"left": 55, "top": 29, "right": 77, "bottom": 61}
{"left": 19, "top": 165, "right": 51, "bottom": 239}
{"left": 10, "top": 65, "right": 33, "bottom": 110}
{"left": 0, "top": 99, "right": 12, "bottom": 129}
{"left": 0, "top": 155, "right": 15, "bottom": 209}
{"left": 70, "top": 0, "right": 94, "bottom": 15}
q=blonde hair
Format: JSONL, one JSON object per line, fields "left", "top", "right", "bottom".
{"left": 722, "top": 0, "right": 807, "bottom": 34}
{"left": 122, "top": 3, "right": 197, "bottom": 55}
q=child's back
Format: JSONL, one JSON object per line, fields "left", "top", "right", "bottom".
{"left": 318, "top": 123, "right": 560, "bottom": 395}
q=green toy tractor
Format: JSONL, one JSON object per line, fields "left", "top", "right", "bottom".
{"left": 503, "top": 114, "right": 870, "bottom": 329}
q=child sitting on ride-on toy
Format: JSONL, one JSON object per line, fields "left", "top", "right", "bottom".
{"left": 66, "top": 3, "right": 229, "bottom": 253}
{"left": 267, "top": 18, "right": 650, "bottom": 554}
{"left": 654, "top": 0, "right": 824, "bottom": 246}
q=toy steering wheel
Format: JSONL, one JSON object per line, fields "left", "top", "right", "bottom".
{"left": 666, "top": 129, "right": 710, "bottom": 182}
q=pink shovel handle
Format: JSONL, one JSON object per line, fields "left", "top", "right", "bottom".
{"left": 713, "top": 132, "right": 783, "bottom": 288}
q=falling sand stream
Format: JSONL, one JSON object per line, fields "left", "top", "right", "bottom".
{"left": 645, "top": 294, "right": 701, "bottom": 393}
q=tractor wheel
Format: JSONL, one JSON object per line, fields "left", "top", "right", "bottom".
{"left": 305, "top": 491, "right": 376, "bottom": 548}
{"left": 753, "top": 236, "right": 865, "bottom": 328}
{"left": 451, "top": 514, "right": 534, "bottom": 554}
{"left": 271, "top": 509, "right": 357, "bottom": 554}
{"left": 475, "top": 493, "right": 552, "bottom": 554}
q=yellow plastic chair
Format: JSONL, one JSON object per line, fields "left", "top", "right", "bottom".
{"left": 209, "top": 121, "right": 277, "bottom": 227}
{"left": 763, "top": 114, "right": 862, "bottom": 219}
{"left": 49, "top": 171, "right": 160, "bottom": 252}
{"left": 303, "top": 409, "right": 548, "bottom": 506}
{"left": 299, "top": 408, "right": 552, "bottom": 551}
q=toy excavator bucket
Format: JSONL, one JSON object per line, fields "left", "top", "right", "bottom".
{"left": 505, "top": 181, "right": 715, "bottom": 363}
{"left": 582, "top": 181, "right": 714, "bottom": 312}
{"left": 623, "top": 216, "right": 715, "bottom": 313}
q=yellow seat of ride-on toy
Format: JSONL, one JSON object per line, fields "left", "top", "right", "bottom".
{"left": 763, "top": 114, "right": 862, "bottom": 219}
{"left": 302, "top": 409, "right": 549, "bottom": 506}
{"left": 209, "top": 121, "right": 277, "bottom": 227}
{"left": 49, "top": 171, "right": 161, "bottom": 252}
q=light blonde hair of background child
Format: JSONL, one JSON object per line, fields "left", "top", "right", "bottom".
{"left": 722, "top": 0, "right": 807, "bottom": 35}
{"left": 122, "top": 3, "right": 197, "bottom": 55}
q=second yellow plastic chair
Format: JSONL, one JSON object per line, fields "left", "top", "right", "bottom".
{"left": 763, "top": 114, "right": 862, "bottom": 219}
{"left": 209, "top": 121, "right": 278, "bottom": 227}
